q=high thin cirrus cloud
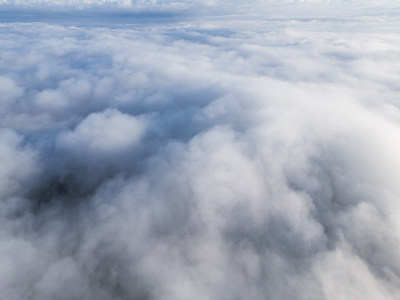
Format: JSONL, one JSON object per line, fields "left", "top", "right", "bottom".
{"left": 1, "top": 1, "right": 400, "bottom": 300}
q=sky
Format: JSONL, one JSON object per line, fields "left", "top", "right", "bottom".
{"left": 1, "top": 1, "right": 400, "bottom": 300}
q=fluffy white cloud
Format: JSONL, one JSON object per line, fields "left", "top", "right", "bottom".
{"left": 1, "top": 5, "right": 400, "bottom": 300}
{"left": 59, "top": 109, "right": 145, "bottom": 154}
{"left": 0, "top": 76, "right": 23, "bottom": 104}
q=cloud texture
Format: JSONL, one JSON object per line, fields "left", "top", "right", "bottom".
{"left": 1, "top": 5, "right": 400, "bottom": 300}
{"left": 1, "top": 0, "right": 399, "bottom": 15}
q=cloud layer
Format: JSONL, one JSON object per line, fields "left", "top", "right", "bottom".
{"left": 1, "top": 8, "right": 400, "bottom": 300}
{"left": 1, "top": 0, "right": 399, "bottom": 16}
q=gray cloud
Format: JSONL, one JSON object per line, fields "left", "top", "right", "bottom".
{"left": 1, "top": 8, "right": 400, "bottom": 300}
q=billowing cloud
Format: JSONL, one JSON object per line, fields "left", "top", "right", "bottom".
{"left": 1, "top": 3, "right": 400, "bottom": 300}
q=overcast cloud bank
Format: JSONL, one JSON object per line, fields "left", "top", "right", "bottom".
{"left": 1, "top": 3, "right": 400, "bottom": 300}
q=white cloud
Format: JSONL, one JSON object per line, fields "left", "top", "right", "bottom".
{"left": 1, "top": 6, "right": 400, "bottom": 300}
{"left": 0, "top": 76, "right": 23, "bottom": 104}
{"left": 58, "top": 109, "right": 146, "bottom": 155}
